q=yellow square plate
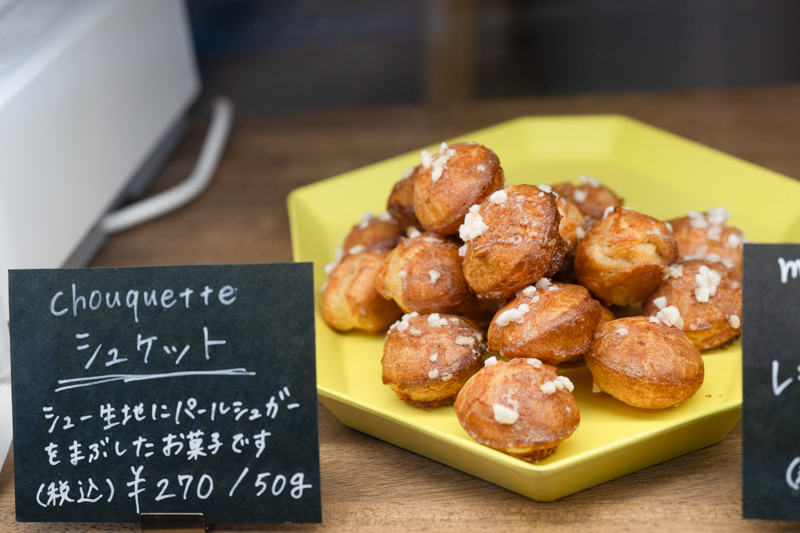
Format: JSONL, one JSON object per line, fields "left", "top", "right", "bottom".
{"left": 288, "top": 115, "right": 800, "bottom": 501}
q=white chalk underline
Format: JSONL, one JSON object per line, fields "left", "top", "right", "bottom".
{"left": 54, "top": 368, "right": 256, "bottom": 392}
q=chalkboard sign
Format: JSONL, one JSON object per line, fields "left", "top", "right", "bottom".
{"left": 9, "top": 264, "right": 321, "bottom": 523}
{"left": 742, "top": 244, "right": 800, "bottom": 520}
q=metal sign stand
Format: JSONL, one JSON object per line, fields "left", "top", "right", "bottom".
{"left": 140, "top": 513, "right": 206, "bottom": 533}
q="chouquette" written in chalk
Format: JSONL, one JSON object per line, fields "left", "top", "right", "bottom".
{"left": 49, "top": 284, "right": 238, "bottom": 323}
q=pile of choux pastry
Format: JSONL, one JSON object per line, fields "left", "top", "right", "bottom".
{"left": 322, "top": 141, "right": 746, "bottom": 462}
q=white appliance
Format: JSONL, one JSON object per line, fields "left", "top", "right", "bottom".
{"left": 0, "top": 0, "right": 202, "bottom": 470}
{"left": 0, "top": 0, "right": 201, "bottom": 310}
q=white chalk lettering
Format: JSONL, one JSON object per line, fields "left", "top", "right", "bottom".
{"left": 229, "top": 467, "right": 249, "bottom": 497}
{"left": 772, "top": 360, "right": 793, "bottom": 396}
{"left": 779, "top": 258, "right": 800, "bottom": 283}
{"left": 201, "top": 285, "right": 213, "bottom": 305}
{"left": 72, "top": 284, "right": 86, "bottom": 316}
{"left": 254, "top": 473, "right": 271, "bottom": 497}
{"left": 143, "top": 290, "right": 157, "bottom": 306}
{"left": 787, "top": 457, "right": 800, "bottom": 490}
{"left": 106, "top": 291, "right": 121, "bottom": 308}
{"left": 196, "top": 474, "right": 214, "bottom": 500}
{"left": 50, "top": 292, "right": 67, "bottom": 316}
{"left": 290, "top": 473, "right": 312, "bottom": 499}
{"left": 126, "top": 290, "right": 139, "bottom": 323}
{"left": 179, "top": 287, "right": 194, "bottom": 307}
{"left": 36, "top": 484, "right": 46, "bottom": 507}
{"left": 54, "top": 368, "right": 255, "bottom": 392}
{"left": 271, "top": 475, "right": 287, "bottom": 496}
{"left": 137, "top": 334, "right": 157, "bottom": 364}
{"left": 178, "top": 474, "right": 193, "bottom": 500}
{"left": 155, "top": 479, "right": 176, "bottom": 501}
{"left": 219, "top": 285, "right": 236, "bottom": 305}
{"left": 84, "top": 344, "right": 102, "bottom": 370}
{"left": 160, "top": 289, "right": 175, "bottom": 309}
{"left": 50, "top": 284, "right": 239, "bottom": 322}
{"left": 77, "top": 478, "right": 103, "bottom": 503}
{"left": 104, "top": 348, "right": 127, "bottom": 367}
{"left": 127, "top": 466, "right": 146, "bottom": 514}
{"left": 203, "top": 327, "right": 226, "bottom": 359}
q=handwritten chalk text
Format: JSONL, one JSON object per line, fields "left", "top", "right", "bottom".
{"left": 778, "top": 258, "right": 800, "bottom": 284}
{"left": 50, "top": 284, "right": 238, "bottom": 323}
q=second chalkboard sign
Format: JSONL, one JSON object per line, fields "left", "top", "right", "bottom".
{"left": 9, "top": 263, "right": 321, "bottom": 524}
{"left": 743, "top": 244, "right": 800, "bottom": 520}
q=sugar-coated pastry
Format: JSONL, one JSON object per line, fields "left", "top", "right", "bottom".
{"left": 587, "top": 315, "right": 704, "bottom": 409}
{"left": 375, "top": 232, "right": 474, "bottom": 314}
{"left": 643, "top": 260, "right": 741, "bottom": 350}
{"left": 551, "top": 176, "right": 624, "bottom": 225}
{"left": 387, "top": 166, "right": 419, "bottom": 228}
{"left": 342, "top": 211, "right": 402, "bottom": 253}
{"left": 323, "top": 211, "right": 403, "bottom": 278}
{"left": 382, "top": 313, "right": 486, "bottom": 407}
{"left": 323, "top": 249, "right": 403, "bottom": 333}
{"left": 461, "top": 185, "right": 567, "bottom": 300}
{"left": 554, "top": 192, "right": 585, "bottom": 253}
{"left": 454, "top": 358, "right": 580, "bottom": 462}
{"left": 669, "top": 207, "right": 746, "bottom": 276}
{"left": 414, "top": 142, "right": 504, "bottom": 235}
{"left": 574, "top": 207, "right": 678, "bottom": 306}
{"left": 487, "top": 280, "right": 604, "bottom": 365}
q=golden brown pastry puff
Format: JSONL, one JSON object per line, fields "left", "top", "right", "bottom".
{"left": 642, "top": 259, "right": 741, "bottom": 350}
{"left": 322, "top": 248, "right": 403, "bottom": 333}
{"left": 382, "top": 313, "right": 486, "bottom": 407}
{"left": 342, "top": 211, "right": 402, "bottom": 253}
{"left": 554, "top": 191, "right": 586, "bottom": 253}
{"left": 454, "top": 357, "right": 580, "bottom": 462}
{"left": 487, "top": 280, "right": 604, "bottom": 365}
{"left": 551, "top": 176, "right": 624, "bottom": 225}
{"left": 669, "top": 207, "right": 746, "bottom": 276}
{"left": 413, "top": 142, "right": 504, "bottom": 235}
{"left": 460, "top": 185, "right": 566, "bottom": 300}
{"left": 387, "top": 166, "right": 420, "bottom": 228}
{"left": 587, "top": 315, "right": 704, "bottom": 409}
{"left": 374, "top": 232, "right": 474, "bottom": 314}
{"left": 574, "top": 207, "right": 678, "bottom": 306}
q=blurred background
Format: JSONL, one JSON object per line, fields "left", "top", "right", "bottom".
{"left": 2, "top": 0, "right": 799, "bottom": 284}
{"left": 187, "top": 0, "right": 800, "bottom": 114}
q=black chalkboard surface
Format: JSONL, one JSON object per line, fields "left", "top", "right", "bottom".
{"left": 742, "top": 244, "right": 800, "bottom": 520}
{"left": 9, "top": 264, "right": 321, "bottom": 523}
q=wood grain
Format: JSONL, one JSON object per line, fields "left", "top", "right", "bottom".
{"left": 4, "top": 84, "right": 800, "bottom": 531}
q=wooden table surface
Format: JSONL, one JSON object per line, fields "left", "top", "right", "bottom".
{"left": 3, "top": 84, "right": 800, "bottom": 532}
